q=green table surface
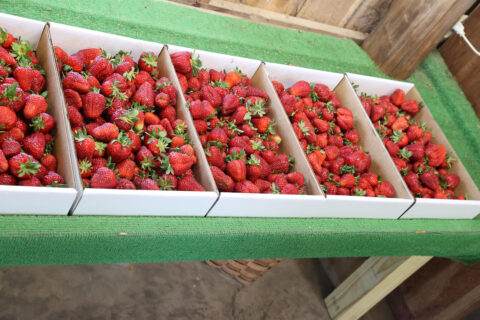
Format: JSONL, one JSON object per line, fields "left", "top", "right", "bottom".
{"left": 1, "top": 0, "right": 480, "bottom": 267}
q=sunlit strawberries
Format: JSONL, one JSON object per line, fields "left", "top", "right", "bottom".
{"left": 0, "top": 28, "right": 65, "bottom": 187}
{"left": 171, "top": 51, "right": 306, "bottom": 194}
{"left": 56, "top": 46, "right": 205, "bottom": 191}
{"left": 277, "top": 79, "right": 394, "bottom": 198}
{"left": 359, "top": 88, "right": 465, "bottom": 199}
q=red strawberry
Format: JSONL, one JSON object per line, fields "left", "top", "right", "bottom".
{"left": 23, "top": 132, "right": 45, "bottom": 159}
{"left": 64, "top": 89, "right": 83, "bottom": 109}
{"left": 116, "top": 159, "right": 136, "bottom": 180}
{"left": 138, "top": 52, "right": 157, "bottom": 72}
{"left": 0, "top": 150, "right": 7, "bottom": 173}
{"left": 336, "top": 108, "right": 354, "bottom": 130}
{"left": 90, "top": 167, "right": 117, "bottom": 188}
{"left": 420, "top": 170, "right": 439, "bottom": 191}
{"left": 107, "top": 134, "right": 132, "bottom": 163}
{"left": 0, "top": 173, "right": 16, "bottom": 185}
{"left": 13, "top": 67, "right": 35, "bottom": 91}
{"left": 19, "top": 176, "right": 41, "bottom": 187}
{"left": 133, "top": 82, "right": 154, "bottom": 107}
{"left": 425, "top": 143, "right": 446, "bottom": 167}
{"left": 222, "top": 94, "right": 241, "bottom": 115}
{"left": 88, "top": 56, "right": 114, "bottom": 81}
{"left": 370, "top": 104, "right": 386, "bottom": 122}
{"left": 235, "top": 180, "right": 259, "bottom": 193}
{"left": 406, "top": 142, "right": 425, "bottom": 162}
{"left": 116, "top": 178, "right": 136, "bottom": 189}
{"left": 0, "top": 47, "right": 17, "bottom": 66}
{"left": 210, "top": 166, "right": 234, "bottom": 192}
{"left": 66, "top": 106, "right": 84, "bottom": 127}
{"left": 290, "top": 81, "right": 310, "bottom": 98}
{"left": 202, "top": 85, "right": 222, "bottom": 108}
{"left": 390, "top": 89, "right": 405, "bottom": 106}
{"left": 170, "top": 51, "right": 192, "bottom": 74}
{"left": 9, "top": 153, "right": 40, "bottom": 179}
{"left": 64, "top": 54, "right": 84, "bottom": 72}
{"left": 62, "top": 72, "right": 90, "bottom": 93}
{"left": 281, "top": 183, "right": 299, "bottom": 194}
{"left": 401, "top": 100, "right": 419, "bottom": 114}
{"left": 375, "top": 181, "right": 395, "bottom": 197}
{"left": 207, "top": 127, "right": 228, "bottom": 145}
{"left": 23, "top": 94, "right": 48, "bottom": 120}
{"left": 78, "top": 159, "right": 92, "bottom": 178}
{"left": 406, "top": 124, "right": 423, "bottom": 141}
{"left": 313, "top": 83, "right": 331, "bottom": 102}
{"left": 2, "top": 139, "right": 21, "bottom": 157}
{"left": 345, "top": 150, "right": 370, "bottom": 173}
{"left": 42, "top": 171, "right": 65, "bottom": 186}
{"left": 231, "top": 106, "right": 248, "bottom": 125}
{"left": 92, "top": 122, "right": 119, "bottom": 142}
{"left": 83, "top": 91, "right": 106, "bottom": 119}
{"left": 226, "top": 159, "right": 246, "bottom": 182}
{"left": 206, "top": 145, "right": 226, "bottom": 169}
{"left": 177, "top": 175, "right": 205, "bottom": 191}
{"left": 252, "top": 116, "right": 271, "bottom": 133}
{"left": 391, "top": 116, "right": 409, "bottom": 131}
{"left": 74, "top": 48, "right": 103, "bottom": 66}
{"left": 271, "top": 154, "right": 290, "bottom": 174}
{"left": 168, "top": 151, "right": 194, "bottom": 176}
{"left": 74, "top": 130, "right": 96, "bottom": 160}
{"left": 444, "top": 174, "right": 460, "bottom": 189}
{"left": 0, "top": 106, "right": 17, "bottom": 130}
{"left": 404, "top": 173, "right": 424, "bottom": 194}
{"left": 190, "top": 100, "right": 215, "bottom": 120}
{"left": 245, "top": 86, "right": 268, "bottom": 100}
{"left": 281, "top": 94, "right": 296, "bottom": 115}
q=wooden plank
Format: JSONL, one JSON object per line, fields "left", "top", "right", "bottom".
{"left": 362, "top": 0, "right": 475, "bottom": 79}
{"left": 296, "top": 0, "right": 363, "bottom": 27}
{"left": 325, "top": 256, "right": 432, "bottom": 320}
{"left": 231, "top": 0, "right": 306, "bottom": 16}
{"left": 388, "top": 258, "right": 480, "bottom": 320}
{"left": 440, "top": 5, "right": 480, "bottom": 117}
{"left": 183, "top": 0, "right": 367, "bottom": 42}
{"left": 343, "top": 0, "right": 393, "bottom": 33}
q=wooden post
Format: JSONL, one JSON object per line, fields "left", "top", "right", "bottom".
{"left": 362, "top": 0, "right": 475, "bottom": 79}
{"left": 325, "top": 256, "right": 433, "bottom": 320}
{"left": 440, "top": 5, "right": 480, "bottom": 117}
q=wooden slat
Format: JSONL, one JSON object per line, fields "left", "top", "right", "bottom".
{"left": 296, "top": 0, "right": 363, "bottom": 27}
{"left": 362, "top": 0, "right": 475, "bottom": 79}
{"left": 232, "top": 0, "right": 306, "bottom": 16}
{"left": 343, "top": 0, "right": 393, "bottom": 33}
{"left": 166, "top": 0, "right": 367, "bottom": 42}
{"left": 325, "top": 256, "right": 432, "bottom": 320}
{"left": 440, "top": 5, "right": 480, "bottom": 117}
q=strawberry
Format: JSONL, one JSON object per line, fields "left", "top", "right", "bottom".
{"left": 420, "top": 170, "right": 439, "bottom": 191}
{"left": 345, "top": 150, "right": 370, "bottom": 173}
{"left": 116, "top": 159, "right": 136, "bottom": 180}
{"left": 252, "top": 116, "right": 271, "bottom": 133}
{"left": 23, "top": 94, "right": 48, "bottom": 120}
{"left": 73, "top": 129, "right": 96, "bottom": 160}
{"left": 160, "top": 106, "right": 177, "bottom": 124}
{"left": 401, "top": 100, "right": 419, "bottom": 114}
{"left": 209, "top": 165, "right": 233, "bottom": 191}
{"left": 406, "top": 124, "right": 423, "bottom": 141}
{"left": 226, "top": 159, "right": 246, "bottom": 182}
{"left": 133, "top": 82, "right": 154, "bottom": 107}
{"left": 23, "top": 132, "right": 45, "bottom": 159}
{"left": 370, "top": 104, "right": 386, "bottom": 122}
{"left": 404, "top": 173, "right": 424, "bottom": 194}
{"left": 78, "top": 159, "right": 92, "bottom": 178}
{"left": 177, "top": 175, "right": 205, "bottom": 191}
{"left": 0, "top": 106, "right": 17, "bottom": 130}
{"left": 88, "top": 56, "right": 114, "bottom": 81}
{"left": 406, "top": 142, "right": 424, "bottom": 162}
{"left": 138, "top": 52, "right": 157, "bottom": 72}
{"left": 1, "top": 139, "right": 21, "bottom": 157}
{"left": 390, "top": 89, "right": 405, "bottom": 106}
{"left": 0, "top": 172, "right": 16, "bottom": 185}
{"left": 444, "top": 174, "right": 460, "bottom": 189}
{"left": 83, "top": 91, "right": 106, "bottom": 119}
{"left": 235, "top": 180, "right": 259, "bottom": 193}
{"left": 0, "top": 47, "right": 17, "bottom": 67}
{"left": 0, "top": 149, "right": 7, "bottom": 173}
{"left": 90, "top": 167, "right": 117, "bottom": 188}
{"left": 271, "top": 153, "right": 290, "bottom": 174}
{"left": 66, "top": 106, "right": 85, "bottom": 127}
{"left": 62, "top": 72, "right": 90, "bottom": 93}
{"left": 290, "top": 81, "right": 310, "bottom": 97}
{"left": 116, "top": 178, "right": 136, "bottom": 189}
{"left": 74, "top": 48, "right": 103, "bottom": 66}
{"left": 92, "top": 122, "right": 119, "bottom": 142}
{"left": 64, "top": 54, "right": 84, "bottom": 72}
{"left": 375, "top": 181, "right": 395, "bottom": 197}
{"left": 170, "top": 51, "right": 192, "bottom": 74}
{"left": 19, "top": 176, "right": 41, "bottom": 187}
{"left": 42, "top": 171, "right": 65, "bottom": 186}
{"left": 107, "top": 132, "right": 132, "bottom": 163}
{"left": 425, "top": 143, "right": 446, "bottom": 167}
{"left": 222, "top": 94, "right": 241, "bottom": 115}
{"left": 281, "top": 183, "right": 299, "bottom": 194}
{"left": 167, "top": 151, "right": 194, "bottom": 176}
{"left": 9, "top": 153, "right": 40, "bottom": 179}
{"left": 336, "top": 108, "right": 354, "bottom": 130}
{"left": 391, "top": 116, "right": 409, "bottom": 131}
{"left": 339, "top": 173, "right": 356, "bottom": 188}
{"left": 202, "top": 85, "right": 222, "bottom": 108}
{"left": 245, "top": 86, "right": 268, "bottom": 100}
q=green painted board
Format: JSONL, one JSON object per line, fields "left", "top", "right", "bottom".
{"left": 0, "top": 0, "right": 479, "bottom": 266}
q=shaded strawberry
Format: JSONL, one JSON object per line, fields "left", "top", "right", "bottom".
{"left": 90, "top": 167, "right": 117, "bottom": 188}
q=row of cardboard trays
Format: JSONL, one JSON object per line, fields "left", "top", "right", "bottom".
{"left": 1, "top": 13, "right": 479, "bottom": 219}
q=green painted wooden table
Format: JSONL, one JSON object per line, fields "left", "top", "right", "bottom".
{"left": 0, "top": 0, "right": 479, "bottom": 266}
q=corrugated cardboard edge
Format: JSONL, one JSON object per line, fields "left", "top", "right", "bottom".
{"left": 43, "top": 23, "right": 85, "bottom": 214}
{"left": 254, "top": 63, "right": 324, "bottom": 197}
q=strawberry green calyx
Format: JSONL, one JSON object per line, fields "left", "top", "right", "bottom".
{"left": 288, "top": 155, "right": 295, "bottom": 169}
{"left": 0, "top": 83, "right": 20, "bottom": 104}
{"left": 298, "top": 121, "right": 310, "bottom": 136}
{"left": 306, "top": 144, "right": 321, "bottom": 154}
{"left": 174, "top": 122, "right": 187, "bottom": 136}
{"left": 79, "top": 159, "right": 92, "bottom": 175}
{"left": 340, "top": 164, "right": 356, "bottom": 175}
{"left": 95, "top": 141, "right": 107, "bottom": 154}
{"left": 0, "top": 28, "right": 7, "bottom": 43}
{"left": 211, "top": 80, "right": 229, "bottom": 89}
{"left": 225, "top": 120, "right": 243, "bottom": 134}
{"left": 270, "top": 183, "right": 281, "bottom": 194}
{"left": 446, "top": 152, "right": 456, "bottom": 169}
{"left": 354, "top": 188, "right": 367, "bottom": 196}
{"left": 157, "top": 176, "right": 175, "bottom": 190}
{"left": 0, "top": 124, "right": 5, "bottom": 135}
{"left": 439, "top": 175, "right": 452, "bottom": 191}
{"left": 44, "top": 139, "right": 54, "bottom": 155}
{"left": 123, "top": 67, "right": 138, "bottom": 82}
{"left": 160, "top": 154, "right": 174, "bottom": 175}
{"left": 30, "top": 115, "right": 45, "bottom": 132}
{"left": 140, "top": 155, "right": 156, "bottom": 172}
{"left": 390, "top": 130, "right": 404, "bottom": 143}
{"left": 309, "top": 83, "right": 319, "bottom": 102}
{"left": 247, "top": 154, "right": 261, "bottom": 166}
{"left": 250, "top": 139, "right": 265, "bottom": 151}
{"left": 233, "top": 67, "right": 244, "bottom": 77}
{"left": 324, "top": 101, "right": 335, "bottom": 113}
{"left": 400, "top": 167, "right": 409, "bottom": 177}
{"left": 106, "top": 157, "right": 116, "bottom": 170}
{"left": 148, "top": 130, "right": 171, "bottom": 152}
{"left": 156, "top": 79, "right": 172, "bottom": 91}
{"left": 17, "top": 158, "right": 41, "bottom": 178}
{"left": 142, "top": 53, "right": 157, "bottom": 67}
{"left": 100, "top": 50, "right": 111, "bottom": 59}
{"left": 115, "top": 131, "right": 133, "bottom": 147}
{"left": 398, "top": 147, "right": 412, "bottom": 160}
{"left": 246, "top": 99, "right": 266, "bottom": 117}
{"left": 45, "top": 182, "right": 68, "bottom": 188}
{"left": 266, "top": 119, "right": 277, "bottom": 135}
{"left": 190, "top": 51, "right": 202, "bottom": 77}
{"left": 11, "top": 40, "right": 32, "bottom": 60}
{"left": 224, "top": 150, "right": 246, "bottom": 163}
{"left": 73, "top": 127, "right": 91, "bottom": 142}
{"left": 205, "top": 140, "right": 226, "bottom": 151}
{"left": 119, "top": 108, "right": 140, "bottom": 125}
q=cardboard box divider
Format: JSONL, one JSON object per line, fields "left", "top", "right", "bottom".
{"left": 264, "top": 63, "right": 414, "bottom": 218}
{"left": 47, "top": 22, "right": 218, "bottom": 216}
{"left": 347, "top": 72, "right": 480, "bottom": 219}
{"left": 166, "top": 46, "right": 327, "bottom": 217}
{"left": 0, "top": 14, "right": 77, "bottom": 215}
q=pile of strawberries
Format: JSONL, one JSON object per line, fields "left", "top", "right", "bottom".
{"left": 171, "top": 51, "right": 306, "bottom": 194}
{"left": 360, "top": 89, "right": 465, "bottom": 200}
{"left": 273, "top": 80, "right": 395, "bottom": 197}
{"left": 56, "top": 46, "right": 205, "bottom": 191}
{"left": 0, "top": 27, "right": 65, "bottom": 187}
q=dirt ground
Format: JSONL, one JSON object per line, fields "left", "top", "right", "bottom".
{"left": 0, "top": 259, "right": 332, "bottom": 320}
